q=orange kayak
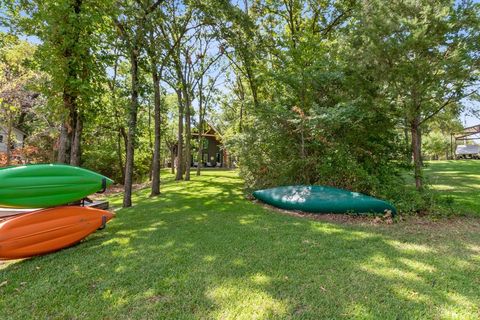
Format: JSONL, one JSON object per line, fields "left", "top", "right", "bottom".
{"left": 0, "top": 206, "right": 114, "bottom": 260}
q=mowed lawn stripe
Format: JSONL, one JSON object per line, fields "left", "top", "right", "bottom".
{"left": 425, "top": 160, "right": 480, "bottom": 215}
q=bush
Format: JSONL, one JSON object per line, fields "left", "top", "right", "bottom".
{"left": 228, "top": 99, "right": 437, "bottom": 215}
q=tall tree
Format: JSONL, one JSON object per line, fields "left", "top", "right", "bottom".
{"left": 5, "top": 0, "right": 107, "bottom": 165}
{"left": 147, "top": 30, "right": 165, "bottom": 196}
{"left": 159, "top": 1, "right": 193, "bottom": 181}
{"left": 352, "top": 0, "right": 480, "bottom": 189}
{"left": 164, "top": 11, "right": 223, "bottom": 180}
{"left": 146, "top": 10, "right": 179, "bottom": 195}
{"left": 112, "top": 0, "right": 164, "bottom": 207}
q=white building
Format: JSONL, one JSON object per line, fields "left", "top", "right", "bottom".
{"left": 456, "top": 144, "right": 480, "bottom": 159}
{"left": 0, "top": 124, "right": 26, "bottom": 153}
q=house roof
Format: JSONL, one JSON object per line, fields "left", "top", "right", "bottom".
{"left": 192, "top": 122, "right": 222, "bottom": 139}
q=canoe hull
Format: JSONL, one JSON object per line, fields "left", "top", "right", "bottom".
{"left": 0, "top": 206, "right": 114, "bottom": 260}
{"left": 253, "top": 185, "right": 397, "bottom": 215}
{"left": 0, "top": 164, "right": 113, "bottom": 208}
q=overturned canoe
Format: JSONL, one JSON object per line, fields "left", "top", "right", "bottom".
{"left": 253, "top": 185, "right": 396, "bottom": 215}
{"left": 0, "top": 206, "right": 114, "bottom": 260}
{"left": 0, "top": 164, "right": 113, "bottom": 208}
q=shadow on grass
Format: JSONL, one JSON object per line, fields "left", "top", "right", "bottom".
{"left": 1, "top": 171, "right": 479, "bottom": 319}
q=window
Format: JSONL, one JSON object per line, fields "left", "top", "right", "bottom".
{"left": 0, "top": 135, "right": 3, "bottom": 143}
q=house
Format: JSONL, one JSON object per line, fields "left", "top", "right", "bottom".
{"left": 0, "top": 124, "right": 25, "bottom": 153}
{"left": 167, "top": 123, "right": 231, "bottom": 168}
{"left": 192, "top": 124, "right": 228, "bottom": 168}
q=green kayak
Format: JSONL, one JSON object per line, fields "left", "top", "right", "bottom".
{"left": 253, "top": 185, "right": 396, "bottom": 215}
{"left": 0, "top": 164, "right": 113, "bottom": 208}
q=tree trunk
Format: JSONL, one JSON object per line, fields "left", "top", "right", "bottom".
{"left": 175, "top": 89, "right": 184, "bottom": 181}
{"left": 57, "top": 0, "right": 82, "bottom": 164}
{"left": 244, "top": 62, "right": 259, "bottom": 109}
{"left": 184, "top": 91, "right": 192, "bottom": 181}
{"left": 411, "top": 117, "right": 423, "bottom": 190}
{"left": 150, "top": 66, "right": 162, "bottom": 196}
{"left": 6, "top": 113, "right": 13, "bottom": 166}
{"left": 123, "top": 44, "right": 140, "bottom": 208}
{"left": 170, "top": 146, "right": 175, "bottom": 174}
{"left": 196, "top": 134, "right": 203, "bottom": 176}
{"left": 117, "top": 130, "right": 125, "bottom": 183}
{"left": 70, "top": 112, "right": 82, "bottom": 166}
{"left": 196, "top": 85, "right": 204, "bottom": 176}
{"left": 404, "top": 118, "right": 410, "bottom": 162}
{"left": 148, "top": 103, "right": 153, "bottom": 183}
{"left": 120, "top": 126, "right": 128, "bottom": 156}
{"left": 58, "top": 90, "right": 75, "bottom": 164}
{"left": 57, "top": 120, "right": 70, "bottom": 164}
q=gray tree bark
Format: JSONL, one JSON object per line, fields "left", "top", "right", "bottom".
{"left": 150, "top": 65, "right": 162, "bottom": 196}
{"left": 175, "top": 89, "right": 184, "bottom": 181}
{"left": 123, "top": 44, "right": 140, "bottom": 208}
{"left": 411, "top": 116, "right": 423, "bottom": 190}
{"left": 70, "top": 112, "right": 82, "bottom": 166}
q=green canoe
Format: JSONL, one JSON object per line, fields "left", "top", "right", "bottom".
{"left": 253, "top": 185, "right": 396, "bottom": 215}
{"left": 0, "top": 164, "right": 113, "bottom": 208}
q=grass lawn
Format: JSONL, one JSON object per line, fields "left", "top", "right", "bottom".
{"left": 425, "top": 160, "right": 480, "bottom": 216}
{"left": 1, "top": 170, "right": 480, "bottom": 319}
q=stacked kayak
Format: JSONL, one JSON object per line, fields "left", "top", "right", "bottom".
{"left": 0, "top": 164, "right": 114, "bottom": 260}
{"left": 0, "top": 207, "right": 114, "bottom": 259}
{"left": 0, "top": 164, "right": 113, "bottom": 208}
{"left": 253, "top": 185, "right": 396, "bottom": 215}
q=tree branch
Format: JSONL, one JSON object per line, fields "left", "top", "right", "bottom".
{"left": 420, "top": 88, "right": 479, "bottom": 125}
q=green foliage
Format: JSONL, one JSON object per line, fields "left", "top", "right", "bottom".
{"left": 7, "top": 0, "right": 109, "bottom": 113}
{"left": 422, "top": 113, "right": 464, "bottom": 160}
{"left": 423, "top": 131, "right": 450, "bottom": 160}
{"left": 231, "top": 101, "right": 405, "bottom": 201}
{"left": 346, "top": 0, "right": 480, "bottom": 188}
{"left": 222, "top": 1, "right": 401, "bottom": 202}
{"left": 220, "top": 0, "right": 480, "bottom": 212}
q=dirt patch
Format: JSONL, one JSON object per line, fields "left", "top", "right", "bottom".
{"left": 393, "top": 215, "right": 480, "bottom": 233}
{"left": 254, "top": 200, "right": 480, "bottom": 230}
{"left": 255, "top": 200, "right": 392, "bottom": 224}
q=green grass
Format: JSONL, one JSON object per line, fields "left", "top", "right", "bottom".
{"left": 425, "top": 160, "right": 480, "bottom": 215}
{"left": 1, "top": 170, "right": 480, "bottom": 319}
